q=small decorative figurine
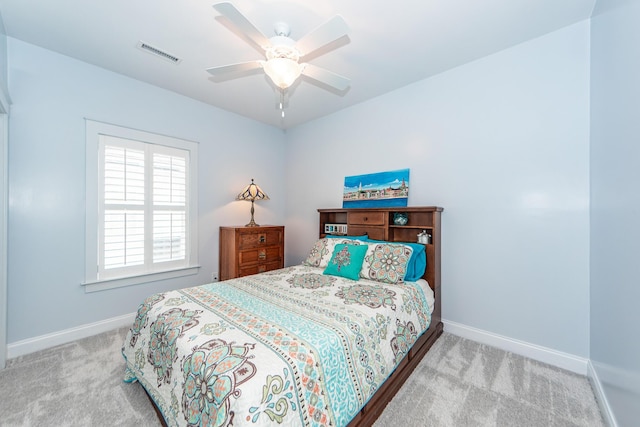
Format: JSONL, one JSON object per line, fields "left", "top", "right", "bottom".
{"left": 393, "top": 212, "right": 408, "bottom": 225}
{"left": 417, "top": 230, "right": 431, "bottom": 244}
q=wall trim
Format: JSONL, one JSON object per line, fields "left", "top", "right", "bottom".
{"left": 443, "top": 319, "right": 589, "bottom": 375}
{"left": 588, "top": 360, "right": 618, "bottom": 427}
{"left": 7, "top": 312, "right": 136, "bottom": 359}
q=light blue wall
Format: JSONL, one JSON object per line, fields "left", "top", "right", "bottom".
{"left": 6, "top": 38, "right": 287, "bottom": 342}
{"left": 591, "top": 0, "right": 640, "bottom": 425}
{"left": 0, "top": 15, "right": 8, "bottom": 102}
{"left": 286, "top": 22, "right": 591, "bottom": 357}
{"left": 0, "top": 9, "right": 8, "bottom": 368}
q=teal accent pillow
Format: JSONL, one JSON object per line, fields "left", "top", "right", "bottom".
{"left": 323, "top": 243, "right": 368, "bottom": 280}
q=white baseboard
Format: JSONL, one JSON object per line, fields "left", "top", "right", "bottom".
{"left": 7, "top": 312, "right": 136, "bottom": 359}
{"left": 443, "top": 319, "right": 589, "bottom": 375}
{"left": 588, "top": 360, "right": 618, "bottom": 427}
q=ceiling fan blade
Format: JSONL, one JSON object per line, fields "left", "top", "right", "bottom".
{"left": 295, "top": 15, "right": 349, "bottom": 58}
{"left": 213, "top": 2, "right": 271, "bottom": 52}
{"left": 302, "top": 64, "right": 350, "bottom": 92}
{"left": 206, "top": 61, "right": 264, "bottom": 78}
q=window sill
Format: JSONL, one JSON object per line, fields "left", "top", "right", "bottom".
{"left": 82, "top": 265, "right": 201, "bottom": 293}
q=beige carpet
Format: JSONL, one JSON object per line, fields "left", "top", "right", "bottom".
{"left": 0, "top": 328, "right": 604, "bottom": 426}
{"left": 374, "top": 333, "right": 604, "bottom": 426}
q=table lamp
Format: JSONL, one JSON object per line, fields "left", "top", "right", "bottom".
{"left": 236, "top": 179, "right": 269, "bottom": 227}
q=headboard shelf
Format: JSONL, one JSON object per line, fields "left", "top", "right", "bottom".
{"left": 318, "top": 206, "right": 441, "bottom": 245}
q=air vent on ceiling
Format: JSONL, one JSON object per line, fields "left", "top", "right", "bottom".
{"left": 137, "top": 41, "right": 181, "bottom": 64}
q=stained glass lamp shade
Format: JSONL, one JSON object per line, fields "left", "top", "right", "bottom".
{"left": 236, "top": 179, "right": 270, "bottom": 227}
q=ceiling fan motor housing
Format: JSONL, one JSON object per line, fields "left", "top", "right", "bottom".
{"left": 267, "top": 36, "right": 299, "bottom": 61}
{"left": 273, "top": 22, "right": 291, "bottom": 37}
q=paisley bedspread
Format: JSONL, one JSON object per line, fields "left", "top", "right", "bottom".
{"left": 122, "top": 265, "right": 433, "bottom": 427}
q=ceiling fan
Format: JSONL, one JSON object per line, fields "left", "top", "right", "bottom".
{"left": 207, "top": 2, "right": 351, "bottom": 95}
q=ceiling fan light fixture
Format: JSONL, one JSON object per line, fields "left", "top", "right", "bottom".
{"left": 263, "top": 43, "right": 302, "bottom": 89}
{"left": 263, "top": 57, "right": 304, "bottom": 89}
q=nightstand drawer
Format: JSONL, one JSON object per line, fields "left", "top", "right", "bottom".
{"left": 238, "top": 230, "right": 283, "bottom": 249}
{"left": 238, "top": 261, "right": 282, "bottom": 277}
{"left": 238, "top": 246, "right": 281, "bottom": 266}
{"left": 348, "top": 211, "right": 386, "bottom": 225}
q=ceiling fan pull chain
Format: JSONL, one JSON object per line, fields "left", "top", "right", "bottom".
{"left": 279, "top": 89, "right": 286, "bottom": 118}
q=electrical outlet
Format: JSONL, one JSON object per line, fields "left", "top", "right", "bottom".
{"left": 211, "top": 272, "right": 219, "bottom": 282}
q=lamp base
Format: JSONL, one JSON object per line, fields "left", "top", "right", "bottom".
{"left": 245, "top": 201, "right": 260, "bottom": 227}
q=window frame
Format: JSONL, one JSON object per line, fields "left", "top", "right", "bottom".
{"left": 83, "top": 120, "right": 199, "bottom": 292}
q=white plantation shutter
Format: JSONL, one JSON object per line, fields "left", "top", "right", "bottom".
{"left": 153, "top": 212, "right": 186, "bottom": 262}
{"left": 152, "top": 152, "right": 187, "bottom": 263}
{"left": 96, "top": 134, "right": 193, "bottom": 281}
{"left": 103, "top": 144, "right": 145, "bottom": 270}
{"left": 104, "top": 209, "right": 145, "bottom": 269}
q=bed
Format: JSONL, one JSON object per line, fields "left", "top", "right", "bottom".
{"left": 122, "top": 215, "right": 443, "bottom": 427}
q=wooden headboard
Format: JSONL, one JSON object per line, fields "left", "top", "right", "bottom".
{"left": 317, "top": 206, "right": 442, "bottom": 325}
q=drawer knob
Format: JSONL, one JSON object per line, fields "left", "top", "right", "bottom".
{"left": 258, "top": 250, "right": 266, "bottom": 260}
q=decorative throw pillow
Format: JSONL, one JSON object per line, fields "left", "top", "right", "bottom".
{"left": 318, "top": 238, "right": 364, "bottom": 268}
{"left": 360, "top": 243, "right": 413, "bottom": 284}
{"left": 302, "top": 238, "right": 330, "bottom": 267}
{"left": 323, "top": 244, "right": 368, "bottom": 280}
{"left": 365, "top": 239, "right": 427, "bottom": 281}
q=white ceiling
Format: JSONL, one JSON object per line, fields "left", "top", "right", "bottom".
{"left": 0, "top": 0, "right": 595, "bottom": 129}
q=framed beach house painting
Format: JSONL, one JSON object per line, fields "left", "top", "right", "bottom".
{"left": 343, "top": 168, "right": 410, "bottom": 208}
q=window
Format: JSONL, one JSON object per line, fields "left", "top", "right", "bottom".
{"left": 84, "top": 120, "right": 198, "bottom": 292}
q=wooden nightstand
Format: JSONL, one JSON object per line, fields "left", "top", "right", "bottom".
{"left": 219, "top": 225, "right": 284, "bottom": 281}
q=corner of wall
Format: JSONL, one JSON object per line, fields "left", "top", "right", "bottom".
{"left": 587, "top": 361, "right": 619, "bottom": 427}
